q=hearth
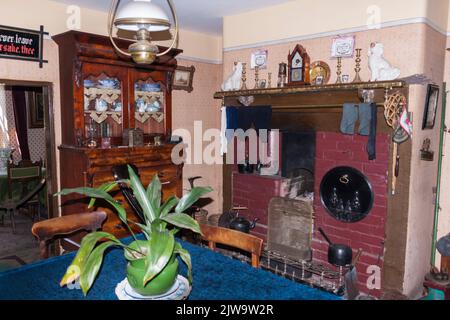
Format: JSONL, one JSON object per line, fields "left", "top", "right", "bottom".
{"left": 230, "top": 130, "right": 390, "bottom": 296}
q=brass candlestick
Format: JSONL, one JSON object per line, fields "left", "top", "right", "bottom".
{"left": 241, "top": 62, "right": 248, "bottom": 90}
{"left": 268, "top": 72, "right": 272, "bottom": 88}
{"left": 254, "top": 66, "right": 260, "bottom": 89}
{"left": 353, "top": 48, "right": 362, "bottom": 83}
{"left": 335, "top": 57, "right": 343, "bottom": 84}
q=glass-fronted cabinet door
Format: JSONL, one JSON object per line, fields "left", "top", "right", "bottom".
{"left": 131, "top": 69, "right": 170, "bottom": 144}
{"left": 79, "top": 63, "right": 129, "bottom": 147}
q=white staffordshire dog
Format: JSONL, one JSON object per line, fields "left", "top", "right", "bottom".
{"left": 221, "top": 62, "right": 243, "bottom": 91}
{"left": 368, "top": 42, "right": 401, "bottom": 81}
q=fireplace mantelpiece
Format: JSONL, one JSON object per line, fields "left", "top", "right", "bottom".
{"left": 214, "top": 80, "right": 406, "bottom": 100}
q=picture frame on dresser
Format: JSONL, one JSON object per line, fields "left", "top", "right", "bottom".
{"left": 173, "top": 65, "right": 195, "bottom": 93}
{"left": 422, "top": 84, "right": 440, "bottom": 130}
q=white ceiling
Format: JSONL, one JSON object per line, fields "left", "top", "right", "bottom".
{"left": 53, "top": 0, "right": 295, "bottom": 35}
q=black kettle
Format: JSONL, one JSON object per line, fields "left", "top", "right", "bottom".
{"left": 229, "top": 216, "right": 259, "bottom": 233}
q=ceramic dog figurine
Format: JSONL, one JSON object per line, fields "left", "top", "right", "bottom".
{"left": 368, "top": 42, "right": 401, "bottom": 81}
{"left": 221, "top": 62, "right": 243, "bottom": 91}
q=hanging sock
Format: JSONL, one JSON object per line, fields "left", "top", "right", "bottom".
{"left": 358, "top": 103, "right": 372, "bottom": 136}
{"left": 220, "top": 107, "right": 239, "bottom": 155}
{"left": 340, "top": 103, "right": 359, "bottom": 135}
{"left": 366, "top": 103, "right": 378, "bottom": 160}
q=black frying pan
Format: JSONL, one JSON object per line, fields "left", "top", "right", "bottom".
{"left": 319, "top": 227, "right": 353, "bottom": 267}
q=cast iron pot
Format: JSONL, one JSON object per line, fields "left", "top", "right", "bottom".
{"left": 229, "top": 216, "right": 259, "bottom": 233}
{"left": 319, "top": 227, "right": 353, "bottom": 267}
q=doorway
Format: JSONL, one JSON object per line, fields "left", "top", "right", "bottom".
{"left": 0, "top": 80, "right": 57, "bottom": 269}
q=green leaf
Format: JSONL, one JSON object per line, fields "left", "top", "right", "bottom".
{"left": 105, "top": 199, "right": 127, "bottom": 226}
{"left": 159, "top": 196, "right": 179, "bottom": 218}
{"left": 175, "top": 187, "right": 212, "bottom": 214}
{"left": 88, "top": 182, "right": 118, "bottom": 209}
{"left": 127, "top": 165, "right": 156, "bottom": 224}
{"left": 143, "top": 231, "right": 175, "bottom": 286}
{"left": 79, "top": 241, "right": 117, "bottom": 296}
{"left": 56, "top": 185, "right": 128, "bottom": 227}
{"left": 174, "top": 242, "right": 193, "bottom": 284}
{"left": 146, "top": 175, "right": 162, "bottom": 217}
{"left": 55, "top": 187, "right": 117, "bottom": 204}
{"left": 161, "top": 213, "right": 202, "bottom": 235}
{"left": 60, "top": 232, "right": 121, "bottom": 287}
{"left": 136, "top": 223, "right": 152, "bottom": 239}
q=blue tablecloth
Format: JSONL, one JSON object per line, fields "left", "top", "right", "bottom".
{"left": 0, "top": 237, "right": 340, "bottom": 300}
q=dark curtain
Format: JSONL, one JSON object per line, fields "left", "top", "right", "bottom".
{"left": 11, "top": 86, "right": 30, "bottom": 160}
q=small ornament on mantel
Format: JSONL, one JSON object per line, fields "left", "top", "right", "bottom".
{"left": 352, "top": 48, "right": 363, "bottom": 83}
{"left": 221, "top": 62, "right": 243, "bottom": 91}
{"left": 335, "top": 57, "right": 343, "bottom": 84}
{"left": 277, "top": 62, "right": 287, "bottom": 88}
{"left": 241, "top": 62, "right": 248, "bottom": 91}
{"left": 287, "top": 44, "right": 311, "bottom": 86}
{"left": 254, "top": 66, "right": 260, "bottom": 89}
{"left": 368, "top": 42, "right": 401, "bottom": 81}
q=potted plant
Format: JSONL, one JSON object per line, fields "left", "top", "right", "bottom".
{"left": 57, "top": 165, "right": 212, "bottom": 297}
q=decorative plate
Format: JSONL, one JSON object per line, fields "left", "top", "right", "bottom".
{"left": 310, "top": 61, "right": 331, "bottom": 85}
{"left": 115, "top": 275, "right": 191, "bottom": 300}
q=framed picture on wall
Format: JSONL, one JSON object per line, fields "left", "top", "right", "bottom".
{"left": 331, "top": 35, "right": 355, "bottom": 58}
{"left": 422, "top": 84, "right": 440, "bottom": 130}
{"left": 172, "top": 65, "right": 195, "bottom": 93}
{"left": 27, "top": 91, "right": 44, "bottom": 128}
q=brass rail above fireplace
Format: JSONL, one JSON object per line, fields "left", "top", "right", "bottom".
{"left": 214, "top": 80, "right": 406, "bottom": 100}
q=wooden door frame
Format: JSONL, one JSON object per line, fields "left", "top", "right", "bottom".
{"left": 0, "top": 79, "right": 59, "bottom": 219}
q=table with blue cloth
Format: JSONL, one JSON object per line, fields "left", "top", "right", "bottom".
{"left": 0, "top": 236, "right": 341, "bottom": 300}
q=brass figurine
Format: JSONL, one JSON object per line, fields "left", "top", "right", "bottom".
{"left": 335, "top": 57, "right": 342, "bottom": 84}
{"left": 353, "top": 48, "right": 362, "bottom": 83}
{"left": 254, "top": 66, "right": 260, "bottom": 89}
{"left": 241, "top": 62, "right": 248, "bottom": 90}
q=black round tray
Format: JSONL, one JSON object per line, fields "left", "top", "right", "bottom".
{"left": 320, "top": 166, "right": 374, "bottom": 223}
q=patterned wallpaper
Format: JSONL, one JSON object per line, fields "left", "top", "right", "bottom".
{"left": 0, "top": 87, "right": 46, "bottom": 163}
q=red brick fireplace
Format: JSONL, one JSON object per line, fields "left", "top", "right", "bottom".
{"left": 231, "top": 131, "right": 390, "bottom": 296}
{"left": 312, "top": 132, "right": 390, "bottom": 297}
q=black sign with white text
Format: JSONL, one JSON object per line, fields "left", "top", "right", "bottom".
{"left": 0, "top": 25, "right": 48, "bottom": 67}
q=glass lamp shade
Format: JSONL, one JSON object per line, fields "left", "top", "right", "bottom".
{"left": 114, "top": 0, "right": 171, "bottom": 32}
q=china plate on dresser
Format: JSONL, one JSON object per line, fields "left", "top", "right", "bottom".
{"left": 115, "top": 275, "right": 191, "bottom": 300}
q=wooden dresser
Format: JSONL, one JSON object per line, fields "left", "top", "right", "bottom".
{"left": 53, "top": 31, "right": 183, "bottom": 238}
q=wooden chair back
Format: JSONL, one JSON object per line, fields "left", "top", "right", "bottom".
{"left": 31, "top": 211, "right": 107, "bottom": 259}
{"left": 7, "top": 159, "right": 42, "bottom": 199}
{"left": 442, "top": 256, "right": 450, "bottom": 276}
{"left": 199, "top": 223, "right": 264, "bottom": 268}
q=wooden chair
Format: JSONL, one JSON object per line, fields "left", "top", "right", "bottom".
{"left": 199, "top": 223, "right": 264, "bottom": 268}
{"left": 31, "top": 211, "right": 107, "bottom": 259}
{"left": 7, "top": 159, "right": 43, "bottom": 221}
{"left": 442, "top": 256, "right": 450, "bottom": 276}
{"left": 0, "top": 178, "right": 46, "bottom": 233}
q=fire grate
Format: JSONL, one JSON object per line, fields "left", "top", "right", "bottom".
{"left": 211, "top": 244, "right": 345, "bottom": 296}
